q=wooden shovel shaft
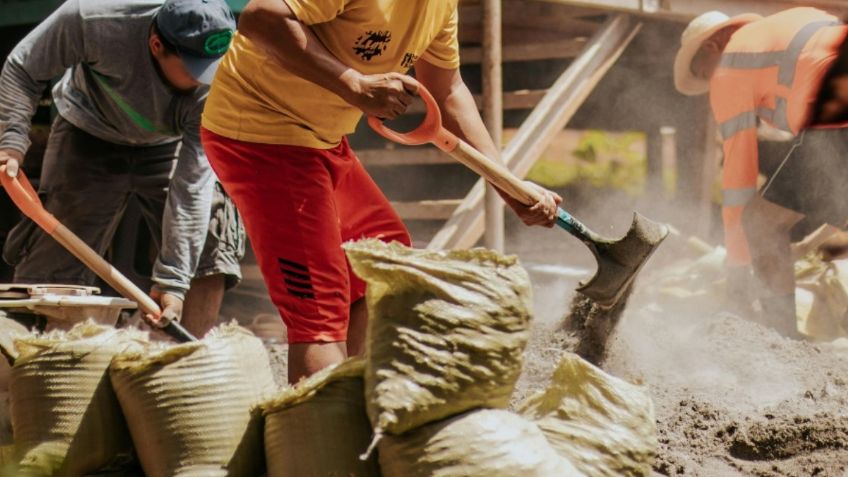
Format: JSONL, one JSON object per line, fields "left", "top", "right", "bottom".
{"left": 448, "top": 140, "right": 543, "bottom": 207}
{"left": 446, "top": 139, "right": 602, "bottom": 244}
{"left": 51, "top": 224, "right": 162, "bottom": 317}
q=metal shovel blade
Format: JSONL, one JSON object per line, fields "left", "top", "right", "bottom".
{"left": 162, "top": 320, "right": 198, "bottom": 343}
{"left": 577, "top": 212, "right": 669, "bottom": 308}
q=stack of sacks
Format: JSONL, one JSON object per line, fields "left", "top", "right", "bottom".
{"left": 109, "top": 322, "right": 277, "bottom": 477}
{"left": 343, "top": 240, "right": 658, "bottom": 476}
{"left": 7, "top": 322, "right": 146, "bottom": 476}
{"left": 344, "top": 240, "right": 568, "bottom": 475}
{"left": 261, "top": 358, "right": 379, "bottom": 477}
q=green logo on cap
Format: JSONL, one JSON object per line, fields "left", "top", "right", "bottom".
{"left": 204, "top": 30, "right": 233, "bottom": 56}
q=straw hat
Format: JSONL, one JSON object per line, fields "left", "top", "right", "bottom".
{"left": 674, "top": 11, "right": 762, "bottom": 96}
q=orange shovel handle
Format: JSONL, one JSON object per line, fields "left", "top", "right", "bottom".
{"left": 0, "top": 168, "right": 160, "bottom": 318}
{"left": 0, "top": 168, "right": 197, "bottom": 341}
{"left": 367, "top": 80, "right": 544, "bottom": 206}
{"left": 0, "top": 167, "right": 59, "bottom": 234}
{"left": 366, "top": 79, "right": 460, "bottom": 153}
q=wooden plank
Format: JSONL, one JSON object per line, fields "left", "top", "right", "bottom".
{"left": 0, "top": 0, "right": 249, "bottom": 26}
{"left": 392, "top": 200, "right": 463, "bottom": 220}
{"left": 462, "top": 1, "right": 604, "bottom": 34}
{"left": 697, "top": 113, "right": 719, "bottom": 239}
{"left": 428, "top": 14, "right": 642, "bottom": 250}
{"left": 461, "top": 37, "right": 588, "bottom": 64}
{"left": 407, "top": 89, "right": 547, "bottom": 114}
{"left": 358, "top": 148, "right": 453, "bottom": 167}
{"left": 534, "top": 0, "right": 848, "bottom": 21}
{"left": 482, "top": 0, "right": 505, "bottom": 251}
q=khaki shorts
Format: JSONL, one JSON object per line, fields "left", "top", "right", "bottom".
{"left": 3, "top": 115, "right": 245, "bottom": 289}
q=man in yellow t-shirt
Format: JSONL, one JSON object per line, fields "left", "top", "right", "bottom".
{"left": 201, "top": 0, "right": 562, "bottom": 383}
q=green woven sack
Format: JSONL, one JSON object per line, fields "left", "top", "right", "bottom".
{"left": 378, "top": 409, "right": 583, "bottom": 477}
{"left": 110, "top": 324, "right": 274, "bottom": 477}
{"left": 345, "top": 240, "right": 533, "bottom": 437}
{"left": 518, "top": 353, "right": 657, "bottom": 477}
{"left": 10, "top": 322, "right": 145, "bottom": 476}
{"left": 261, "top": 358, "right": 379, "bottom": 477}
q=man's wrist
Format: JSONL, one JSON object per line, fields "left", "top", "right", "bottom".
{"left": 151, "top": 283, "right": 187, "bottom": 301}
{"left": 0, "top": 147, "right": 25, "bottom": 160}
{"left": 338, "top": 69, "right": 364, "bottom": 103}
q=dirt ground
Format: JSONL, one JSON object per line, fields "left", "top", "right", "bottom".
{"left": 512, "top": 302, "right": 848, "bottom": 477}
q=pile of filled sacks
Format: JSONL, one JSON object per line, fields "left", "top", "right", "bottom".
{"left": 0, "top": 321, "right": 276, "bottom": 476}
{"left": 0, "top": 239, "right": 658, "bottom": 476}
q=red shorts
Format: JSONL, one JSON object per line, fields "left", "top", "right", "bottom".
{"left": 201, "top": 129, "right": 411, "bottom": 343}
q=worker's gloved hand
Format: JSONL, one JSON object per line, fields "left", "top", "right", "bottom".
{"left": 725, "top": 265, "right": 755, "bottom": 314}
{"left": 499, "top": 181, "right": 562, "bottom": 228}
{"left": 346, "top": 71, "right": 418, "bottom": 120}
{"left": 147, "top": 289, "right": 184, "bottom": 326}
{"left": 0, "top": 148, "right": 23, "bottom": 177}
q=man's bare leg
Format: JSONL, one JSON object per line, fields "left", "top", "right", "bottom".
{"left": 347, "top": 298, "right": 368, "bottom": 357}
{"left": 181, "top": 274, "right": 226, "bottom": 338}
{"left": 288, "top": 342, "right": 347, "bottom": 384}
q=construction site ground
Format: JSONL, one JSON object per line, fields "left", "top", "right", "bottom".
{"left": 256, "top": 187, "right": 848, "bottom": 477}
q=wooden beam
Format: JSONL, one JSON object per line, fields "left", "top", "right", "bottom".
{"left": 358, "top": 148, "right": 454, "bottom": 167}
{"left": 461, "top": 25, "right": 594, "bottom": 45}
{"left": 482, "top": 0, "right": 505, "bottom": 251}
{"left": 358, "top": 148, "right": 453, "bottom": 167}
{"left": 534, "top": 0, "right": 848, "bottom": 21}
{"left": 392, "top": 200, "right": 462, "bottom": 220}
{"left": 696, "top": 114, "right": 719, "bottom": 239}
{"left": 408, "top": 89, "right": 547, "bottom": 114}
{"left": 461, "top": 2, "right": 603, "bottom": 35}
{"left": 461, "top": 37, "right": 588, "bottom": 64}
{"left": 428, "top": 14, "right": 642, "bottom": 250}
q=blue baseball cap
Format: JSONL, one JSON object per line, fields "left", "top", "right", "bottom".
{"left": 155, "top": 0, "right": 236, "bottom": 84}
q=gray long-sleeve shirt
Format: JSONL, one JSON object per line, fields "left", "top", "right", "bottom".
{"left": 0, "top": 0, "right": 214, "bottom": 299}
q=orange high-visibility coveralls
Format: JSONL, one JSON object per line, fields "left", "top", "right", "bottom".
{"left": 711, "top": 8, "right": 848, "bottom": 266}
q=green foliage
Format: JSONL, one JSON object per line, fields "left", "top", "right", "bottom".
{"left": 526, "top": 130, "right": 647, "bottom": 195}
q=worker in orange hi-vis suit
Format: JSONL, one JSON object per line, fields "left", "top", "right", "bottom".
{"left": 674, "top": 8, "right": 848, "bottom": 338}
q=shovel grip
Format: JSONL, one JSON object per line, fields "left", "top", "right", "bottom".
{"left": 367, "top": 79, "right": 459, "bottom": 152}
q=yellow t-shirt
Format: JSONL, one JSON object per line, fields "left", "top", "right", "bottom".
{"left": 202, "top": 0, "right": 460, "bottom": 149}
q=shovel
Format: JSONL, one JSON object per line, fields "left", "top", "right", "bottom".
{"left": 0, "top": 168, "right": 197, "bottom": 342}
{"left": 368, "top": 82, "right": 668, "bottom": 309}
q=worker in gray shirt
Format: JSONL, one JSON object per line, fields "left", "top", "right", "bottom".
{"left": 0, "top": 0, "right": 244, "bottom": 336}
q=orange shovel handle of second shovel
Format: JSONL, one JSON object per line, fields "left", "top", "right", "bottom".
{"left": 0, "top": 167, "right": 59, "bottom": 234}
{"left": 0, "top": 167, "right": 163, "bottom": 319}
